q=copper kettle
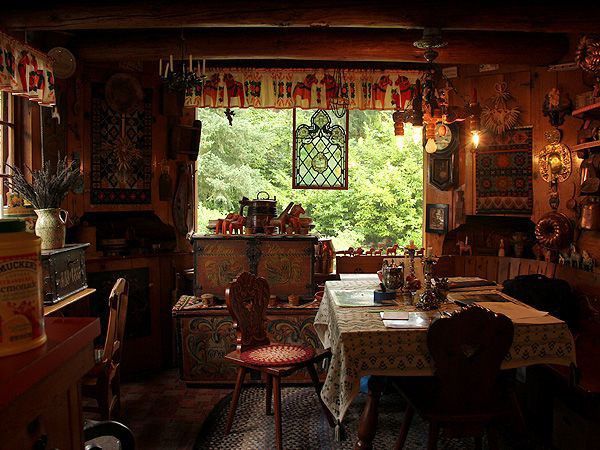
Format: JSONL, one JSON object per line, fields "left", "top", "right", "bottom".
{"left": 580, "top": 197, "right": 600, "bottom": 230}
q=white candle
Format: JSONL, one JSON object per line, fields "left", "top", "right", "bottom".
{"left": 159, "top": 58, "right": 162, "bottom": 76}
{"left": 164, "top": 63, "right": 170, "bottom": 77}
{"left": 426, "top": 247, "right": 433, "bottom": 258}
{"left": 465, "top": 236, "right": 468, "bottom": 245}
{"left": 202, "top": 59, "right": 206, "bottom": 75}
{"left": 189, "top": 54, "right": 193, "bottom": 72}
{"left": 169, "top": 54, "right": 174, "bottom": 71}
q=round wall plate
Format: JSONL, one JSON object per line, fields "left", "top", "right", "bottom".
{"left": 48, "top": 47, "right": 77, "bottom": 79}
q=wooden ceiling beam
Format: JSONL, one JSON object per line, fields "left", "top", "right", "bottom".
{"left": 2, "top": 1, "right": 599, "bottom": 33}
{"left": 72, "top": 28, "right": 568, "bottom": 66}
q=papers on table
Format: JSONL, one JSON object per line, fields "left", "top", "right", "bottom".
{"left": 477, "top": 301, "right": 561, "bottom": 324}
{"left": 446, "top": 277, "right": 497, "bottom": 290}
{"left": 332, "top": 289, "right": 380, "bottom": 307}
{"left": 380, "top": 311, "right": 409, "bottom": 320}
{"left": 382, "top": 312, "right": 432, "bottom": 329}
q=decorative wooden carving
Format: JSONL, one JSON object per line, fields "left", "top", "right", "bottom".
{"left": 225, "top": 272, "right": 271, "bottom": 352}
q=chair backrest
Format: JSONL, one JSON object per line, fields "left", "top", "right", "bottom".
{"left": 225, "top": 271, "right": 270, "bottom": 352}
{"left": 427, "top": 305, "right": 514, "bottom": 416}
{"left": 102, "top": 278, "right": 129, "bottom": 367}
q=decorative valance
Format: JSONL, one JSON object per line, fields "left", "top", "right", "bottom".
{"left": 0, "top": 31, "right": 56, "bottom": 107}
{"left": 185, "top": 68, "right": 423, "bottom": 110}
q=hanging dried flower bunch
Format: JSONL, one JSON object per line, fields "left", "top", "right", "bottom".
{"left": 4, "top": 156, "right": 82, "bottom": 209}
{"left": 481, "top": 82, "right": 520, "bottom": 135}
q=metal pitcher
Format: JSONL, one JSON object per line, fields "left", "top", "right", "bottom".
{"left": 381, "top": 260, "right": 404, "bottom": 292}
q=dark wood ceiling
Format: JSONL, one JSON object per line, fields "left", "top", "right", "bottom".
{"left": 2, "top": 1, "right": 599, "bottom": 65}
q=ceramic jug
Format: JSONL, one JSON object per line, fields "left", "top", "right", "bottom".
{"left": 34, "top": 208, "right": 68, "bottom": 250}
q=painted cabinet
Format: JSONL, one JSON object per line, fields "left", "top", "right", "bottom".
{"left": 192, "top": 234, "right": 317, "bottom": 301}
{"left": 173, "top": 295, "right": 324, "bottom": 384}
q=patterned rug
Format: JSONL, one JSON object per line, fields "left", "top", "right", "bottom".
{"left": 194, "top": 386, "right": 538, "bottom": 450}
{"left": 475, "top": 127, "right": 533, "bottom": 215}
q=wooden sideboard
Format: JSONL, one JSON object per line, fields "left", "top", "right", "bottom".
{"left": 173, "top": 295, "right": 324, "bottom": 385}
{"left": 0, "top": 318, "right": 100, "bottom": 450}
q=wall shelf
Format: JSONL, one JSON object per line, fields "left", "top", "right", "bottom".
{"left": 573, "top": 140, "right": 600, "bottom": 152}
{"left": 573, "top": 102, "right": 600, "bottom": 120}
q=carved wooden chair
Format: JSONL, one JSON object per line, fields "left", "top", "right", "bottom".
{"left": 224, "top": 271, "right": 334, "bottom": 450}
{"left": 82, "top": 278, "right": 129, "bottom": 420}
{"left": 394, "top": 305, "right": 517, "bottom": 450}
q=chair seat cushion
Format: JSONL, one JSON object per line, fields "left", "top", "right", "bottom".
{"left": 240, "top": 344, "right": 315, "bottom": 367}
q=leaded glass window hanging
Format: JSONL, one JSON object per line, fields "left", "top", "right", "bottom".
{"left": 292, "top": 109, "right": 348, "bottom": 189}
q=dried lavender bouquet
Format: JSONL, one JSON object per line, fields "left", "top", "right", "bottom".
{"left": 5, "top": 156, "right": 82, "bottom": 209}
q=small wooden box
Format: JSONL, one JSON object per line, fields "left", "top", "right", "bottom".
{"left": 41, "top": 243, "right": 89, "bottom": 305}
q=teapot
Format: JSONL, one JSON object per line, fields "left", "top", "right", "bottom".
{"left": 239, "top": 191, "right": 277, "bottom": 233}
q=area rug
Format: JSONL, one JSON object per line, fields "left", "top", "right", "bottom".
{"left": 475, "top": 127, "right": 533, "bottom": 215}
{"left": 193, "top": 386, "right": 536, "bottom": 450}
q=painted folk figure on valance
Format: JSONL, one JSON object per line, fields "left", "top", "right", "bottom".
{"left": 293, "top": 109, "right": 348, "bottom": 189}
{"left": 185, "top": 68, "right": 422, "bottom": 110}
{"left": 0, "top": 31, "right": 56, "bottom": 107}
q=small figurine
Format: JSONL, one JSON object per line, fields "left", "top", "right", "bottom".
{"left": 569, "top": 243, "right": 582, "bottom": 269}
{"left": 366, "top": 247, "right": 375, "bottom": 256}
{"left": 582, "top": 250, "right": 595, "bottom": 272}
{"left": 532, "top": 243, "right": 544, "bottom": 261}
{"left": 374, "top": 247, "right": 383, "bottom": 256}
{"left": 498, "top": 239, "right": 506, "bottom": 257}
{"left": 386, "top": 243, "right": 399, "bottom": 256}
{"left": 354, "top": 247, "right": 365, "bottom": 256}
{"left": 457, "top": 236, "right": 472, "bottom": 256}
{"left": 287, "top": 204, "right": 306, "bottom": 234}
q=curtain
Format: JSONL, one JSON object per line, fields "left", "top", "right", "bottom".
{"left": 185, "top": 67, "right": 422, "bottom": 110}
{"left": 0, "top": 31, "right": 56, "bottom": 107}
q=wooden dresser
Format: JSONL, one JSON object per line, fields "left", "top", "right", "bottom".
{"left": 0, "top": 318, "right": 100, "bottom": 450}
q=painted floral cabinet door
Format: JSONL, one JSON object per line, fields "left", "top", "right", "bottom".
{"left": 192, "top": 235, "right": 317, "bottom": 301}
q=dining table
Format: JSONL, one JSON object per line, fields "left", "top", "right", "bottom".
{"left": 313, "top": 274, "right": 576, "bottom": 449}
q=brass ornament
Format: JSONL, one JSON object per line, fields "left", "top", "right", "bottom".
{"left": 539, "top": 129, "right": 572, "bottom": 184}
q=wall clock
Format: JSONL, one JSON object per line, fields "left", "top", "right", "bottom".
{"left": 429, "top": 122, "right": 459, "bottom": 190}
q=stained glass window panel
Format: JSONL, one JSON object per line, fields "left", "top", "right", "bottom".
{"left": 293, "top": 109, "right": 348, "bottom": 189}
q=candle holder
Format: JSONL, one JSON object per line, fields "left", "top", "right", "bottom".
{"left": 161, "top": 70, "right": 205, "bottom": 93}
{"left": 415, "top": 255, "right": 443, "bottom": 310}
{"left": 404, "top": 245, "right": 422, "bottom": 293}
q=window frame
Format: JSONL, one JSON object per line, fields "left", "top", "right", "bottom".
{"left": 0, "top": 92, "right": 15, "bottom": 209}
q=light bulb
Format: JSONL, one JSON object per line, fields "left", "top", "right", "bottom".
{"left": 425, "top": 137, "right": 437, "bottom": 153}
{"left": 395, "top": 134, "right": 405, "bottom": 150}
{"left": 471, "top": 130, "right": 480, "bottom": 149}
{"left": 412, "top": 125, "right": 423, "bottom": 144}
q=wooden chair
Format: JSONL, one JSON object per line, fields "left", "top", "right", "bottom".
{"left": 394, "top": 305, "right": 517, "bottom": 450}
{"left": 82, "top": 278, "right": 129, "bottom": 420}
{"left": 223, "top": 272, "right": 334, "bottom": 450}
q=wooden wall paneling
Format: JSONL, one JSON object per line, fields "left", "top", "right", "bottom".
{"left": 497, "top": 257, "right": 511, "bottom": 283}
{"left": 463, "top": 255, "right": 477, "bottom": 277}
{"left": 508, "top": 257, "right": 522, "bottom": 280}
{"left": 453, "top": 255, "right": 466, "bottom": 277}
{"left": 474, "top": 255, "right": 488, "bottom": 278}
{"left": 485, "top": 256, "right": 500, "bottom": 282}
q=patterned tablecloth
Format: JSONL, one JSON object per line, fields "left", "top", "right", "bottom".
{"left": 313, "top": 276, "right": 576, "bottom": 421}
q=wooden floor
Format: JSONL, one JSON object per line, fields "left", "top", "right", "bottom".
{"left": 84, "top": 369, "right": 230, "bottom": 450}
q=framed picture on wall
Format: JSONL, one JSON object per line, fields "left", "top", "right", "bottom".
{"left": 425, "top": 203, "right": 449, "bottom": 234}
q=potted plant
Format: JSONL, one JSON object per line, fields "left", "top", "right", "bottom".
{"left": 5, "top": 156, "right": 82, "bottom": 250}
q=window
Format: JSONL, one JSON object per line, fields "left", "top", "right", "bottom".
{"left": 195, "top": 108, "right": 423, "bottom": 250}
{"left": 0, "top": 92, "right": 15, "bottom": 209}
